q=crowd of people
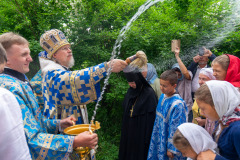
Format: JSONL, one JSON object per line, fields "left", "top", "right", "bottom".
{"left": 119, "top": 46, "right": 240, "bottom": 160}
{"left": 0, "top": 29, "right": 239, "bottom": 160}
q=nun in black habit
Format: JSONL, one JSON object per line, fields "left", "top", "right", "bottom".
{"left": 119, "top": 66, "right": 158, "bottom": 160}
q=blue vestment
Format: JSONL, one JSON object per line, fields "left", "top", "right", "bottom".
{"left": 31, "top": 70, "right": 44, "bottom": 110}
{"left": 0, "top": 72, "right": 74, "bottom": 160}
{"left": 38, "top": 57, "right": 108, "bottom": 124}
{"left": 147, "top": 93, "right": 188, "bottom": 160}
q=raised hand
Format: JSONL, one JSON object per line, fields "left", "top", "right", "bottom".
{"left": 108, "top": 59, "right": 128, "bottom": 73}
{"left": 193, "top": 55, "right": 200, "bottom": 63}
{"left": 174, "top": 47, "right": 180, "bottom": 57}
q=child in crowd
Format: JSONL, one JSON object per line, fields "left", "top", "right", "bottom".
{"left": 173, "top": 123, "right": 217, "bottom": 160}
{"left": 147, "top": 70, "right": 188, "bottom": 160}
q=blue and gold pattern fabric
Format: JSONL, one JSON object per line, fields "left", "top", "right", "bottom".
{"left": 147, "top": 94, "right": 188, "bottom": 160}
{"left": 31, "top": 70, "right": 44, "bottom": 111}
{"left": 0, "top": 74, "right": 74, "bottom": 160}
{"left": 42, "top": 62, "right": 108, "bottom": 124}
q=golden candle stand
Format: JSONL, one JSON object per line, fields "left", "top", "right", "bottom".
{"left": 64, "top": 121, "right": 100, "bottom": 160}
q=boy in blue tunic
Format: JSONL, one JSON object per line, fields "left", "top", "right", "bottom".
{"left": 147, "top": 70, "right": 188, "bottom": 160}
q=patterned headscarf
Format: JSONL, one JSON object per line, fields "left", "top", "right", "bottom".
{"left": 206, "top": 80, "right": 240, "bottom": 125}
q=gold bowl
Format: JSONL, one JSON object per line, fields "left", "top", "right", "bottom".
{"left": 75, "top": 147, "right": 90, "bottom": 156}
{"left": 63, "top": 121, "right": 100, "bottom": 135}
{"left": 63, "top": 121, "right": 100, "bottom": 160}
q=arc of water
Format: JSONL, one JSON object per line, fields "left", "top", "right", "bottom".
{"left": 112, "top": 0, "right": 164, "bottom": 59}
{"left": 89, "top": 0, "right": 240, "bottom": 131}
{"left": 89, "top": 0, "right": 164, "bottom": 131}
{"left": 206, "top": 0, "right": 240, "bottom": 48}
{"left": 154, "top": 0, "right": 240, "bottom": 72}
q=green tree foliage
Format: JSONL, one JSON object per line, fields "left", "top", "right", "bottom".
{"left": 0, "top": 0, "right": 240, "bottom": 159}
{"left": 0, "top": 0, "right": 75, "bottom": 76}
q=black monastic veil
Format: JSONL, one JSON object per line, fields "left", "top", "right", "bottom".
{"left": 119, "top": 69, "right": 158, "bottom": 160}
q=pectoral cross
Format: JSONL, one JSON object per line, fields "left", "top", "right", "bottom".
{"left": 130, "top": 94, "right": 140, "bottom": 117}
{"left": 130, "top": 107, "right": 134, "bottom": 117}
{"left": 130, "top": 85, "right": 143, "bottom": 117}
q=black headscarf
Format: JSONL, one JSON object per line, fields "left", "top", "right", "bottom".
{"left": 123, "top": 70, "right": 154, "bottom": 115}
{"left": 124, "top": 70, "right": 143, "bottom": 96}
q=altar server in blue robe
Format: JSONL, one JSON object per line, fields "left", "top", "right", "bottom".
{"left": 147, "top": 70, "right": 188, "bottom": 160}
{"left": 0, "top": 32, "right": 98, "bottom": 160}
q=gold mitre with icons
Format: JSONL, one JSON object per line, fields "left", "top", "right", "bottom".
{"left": 40, "top": 29, "right": 70, "bottom": 58}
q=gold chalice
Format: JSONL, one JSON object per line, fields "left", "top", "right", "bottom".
{"left": 64, "top": 121, "right": 100, "bottom": 160}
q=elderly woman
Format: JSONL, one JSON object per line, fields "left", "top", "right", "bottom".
{"left": 195, "top": 80, "right": 240, "bottom": 160}
{"left": 192, "top": 68, "right": 216, "bottom": 135}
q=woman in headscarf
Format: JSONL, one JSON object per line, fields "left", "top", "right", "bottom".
{"left": 195, "top": 80, "right": 240, "bottom": 160}
{"left": 212, "top": 54, "right": 240, "bottom": 89}
{"left": 119, "top": 65, "right": 158, "bottom": 160}
{"left": 192, "top": 68, "right": 216, "bottom": 135}
{"left": 142, "top": 63, "right": 162, "bottom": 99}
{"left": 173, "top": 123, "right": 217, "bottom": 160}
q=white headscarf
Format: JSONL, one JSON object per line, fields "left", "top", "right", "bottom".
{"left": 178, "top": 123, "right": 217, "bottom": 155}
{"left": 199, "top": 68, "right": 216, "bottom": 80}
{"left": 206, "top": 80, "right": 240, "bottom": 120}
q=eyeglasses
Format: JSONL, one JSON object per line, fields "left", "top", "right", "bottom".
{"left": 61, "top": 46, "right": 71, "bottom": 51}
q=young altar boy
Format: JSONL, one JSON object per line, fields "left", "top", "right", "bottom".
{"left": 147, "top": 69, "right": 188, "bottom": 160}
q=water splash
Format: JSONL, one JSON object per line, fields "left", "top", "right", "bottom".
{"left": 206, "top": 0, "right": 240, "bottom": 48}
{"left": 154, "top": 0, "right": 240, "bottom": 72}
{"left": 90, "top": 0, "right": 240, "bottom": 129}
{"left": 111, "top": 0, "right": 164, "bottom": 60}
{"left": 89, "top": 0, "right": 164, "bottom": 130}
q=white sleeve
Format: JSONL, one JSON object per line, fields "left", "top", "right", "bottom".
{"left": 0, "top": 88, "right": 32, "bottom": 160}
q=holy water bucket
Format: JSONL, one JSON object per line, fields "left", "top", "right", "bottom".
{"left": 64, "top": 121, "right": 100, "bottom": 160}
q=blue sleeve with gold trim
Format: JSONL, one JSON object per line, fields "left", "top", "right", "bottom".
{"left": 43, "top": 62, "right": 108, "bottom": 119}
{"left": 0, "top": 75, "right": 74, "bottom": 160}
{"left": 42, "top": 117, "right": 61, "bottom": 134}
